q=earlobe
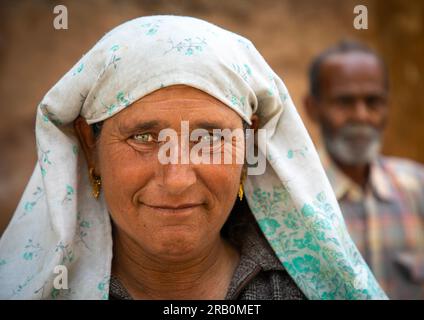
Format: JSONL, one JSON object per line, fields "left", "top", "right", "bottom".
{"left": 74, "top": 116, "right": 97, "bottom": 171}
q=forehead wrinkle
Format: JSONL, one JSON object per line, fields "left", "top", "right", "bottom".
{"left": 112, "top": 87, "right": 243, "bottom": 133}
{"left": 138, "top": 85, "right": 223, "bottom": 104}
{"left": 128, "top": 101, "right": 242, "bottom": 127}
{"left": 131, "top": 99, "right": 228, "bottom": 113}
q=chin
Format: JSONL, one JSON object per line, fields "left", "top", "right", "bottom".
{"left": 150, "top": 229, "right": 202, "bottom": 260}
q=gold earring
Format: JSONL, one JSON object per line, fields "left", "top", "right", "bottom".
{"left": 238, "top": 171, "right": 246, "bottom": 201}
{"left": 89, "top": 167, "right": 101, "bottom": 199}
{"left": 238, "top": 183, "right": 244, "bottom": 201}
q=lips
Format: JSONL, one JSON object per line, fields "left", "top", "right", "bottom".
{"left": 344, "top": 135, "right": 373, "bottom": 147}
{"left": 142, "top": 202, "right": 203, "bottom": 213}
{"left": 345, "top": 135, "right": 371, "bottom": 142}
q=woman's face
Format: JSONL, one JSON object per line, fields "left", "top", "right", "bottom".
{"left": 96, "top": 85, "right": 244, "bottom": 261}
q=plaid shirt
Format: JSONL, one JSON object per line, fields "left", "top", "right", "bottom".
{"left": 320, "top": 148, "right": 424, "bottom": 299}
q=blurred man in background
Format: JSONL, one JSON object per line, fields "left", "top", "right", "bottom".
{"left": 304, "top": 40, "right": 424, "bottom": 299}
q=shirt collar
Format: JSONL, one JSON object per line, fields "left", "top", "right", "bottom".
{"left": 318, "top": 144, "right": 396, "bottom": 203}
{"left": 370, "top": 159, "right": 396, "bottom": 202}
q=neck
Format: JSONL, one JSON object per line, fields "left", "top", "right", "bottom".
{"left": 332, "top": 157, "right": 370, "bottom": 189}
{"left": 111, "top": 225, "right": 239, "bottom": 300}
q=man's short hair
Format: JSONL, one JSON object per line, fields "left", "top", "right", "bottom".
{"left": 308, "top": 40, "right": 389, "bottom": 98}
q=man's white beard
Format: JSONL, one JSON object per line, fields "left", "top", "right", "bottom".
{"left": 323, "top": 123, "right": 382, "bottom": 166}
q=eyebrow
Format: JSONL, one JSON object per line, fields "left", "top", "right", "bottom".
{"left": 117, "top": 119, "right": 239, "bottom": 134}
{"left": 193, "top": 121, "right": 238, "bottom": 131}
{"left": 118, "top": 120, "right": 164, "bottom": 134}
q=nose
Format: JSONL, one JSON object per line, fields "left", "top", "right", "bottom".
{"left": 160, "top": 162, "right": 197, "bottom": 196}
{"left": 352, "top": 99, "right": 371, "bottom": 123}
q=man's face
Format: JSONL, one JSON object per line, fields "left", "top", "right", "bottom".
{"left": 314, "top": 52, "right": 389, "bottom": 165}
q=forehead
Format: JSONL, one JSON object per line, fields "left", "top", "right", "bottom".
{"left": 319, "top": 52, "right": 386, "bottom": 95}
{"left": 141, "top": 85, "right": 222, "bottom": 102}
{"left": 108, "top": 85, "right": 243, "bottom": 130}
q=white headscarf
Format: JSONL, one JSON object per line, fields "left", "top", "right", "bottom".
{"left": 0, "top": 15, "right": 387, "bottom": 300}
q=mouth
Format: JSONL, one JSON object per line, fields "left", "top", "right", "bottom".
{"left": 345, "top": 134, "right": 371, "bottom": 142}
{"left": 340, "top": 126, "right": 379, "bottom": 142}
{"left": 343, "top": 134, "right": 376, "bottom": 147}
{"left": 141, "top": 203, "right": 203, "bottom": 214}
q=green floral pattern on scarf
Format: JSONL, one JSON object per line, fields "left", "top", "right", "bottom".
{"left": 249, "top": 185, "right": 386, "bottom": 299}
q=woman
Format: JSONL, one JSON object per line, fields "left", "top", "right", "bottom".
{"left": 0, "top": 15, "right": 386, "bottom": 300}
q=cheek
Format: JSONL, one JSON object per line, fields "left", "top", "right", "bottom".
{"left": 373, "top": 109, "right": 388, "bottom": 128}
{"left": 321, "top": 109, "right": 348, "bottom": 133}
{"left": 200, "top": 163, "right": 242, "bottom": 216}
{"left": 97, "top": 141, "right": 155, "bottom": 224}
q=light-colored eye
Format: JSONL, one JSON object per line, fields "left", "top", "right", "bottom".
{"left": 199, "top": 133, "right": 222, "bottom": 144}
{"left": 133, "top": 133, "right": 154, "bottom": 143}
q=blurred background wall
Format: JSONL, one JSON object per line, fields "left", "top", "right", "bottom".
{"left": 0, "top": 0, "right": 423, "bottom": 234}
